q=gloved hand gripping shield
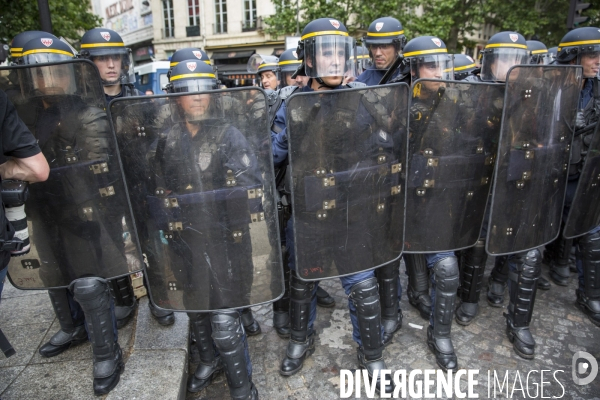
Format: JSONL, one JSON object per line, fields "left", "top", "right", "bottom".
{"left": 0, "top": 59, "right": 142, "bottom": 289}
{"left": 108, "top": 87, "right": 284, "bottom": 311}
{"left": 486, "top": 65, "right": 582, "bottom": 255}
{"left": 404, "top": 79, "right": 504, "bottom": 252}
{"left": 286, "top": 83, "right": 409, "bottom": 280}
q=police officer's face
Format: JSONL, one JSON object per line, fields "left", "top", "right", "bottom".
{"left": 580, "top": 52, "right": 600, "bottom": 78}
{"left": 93, "top": 54, "right": 122, "bottom": 83}
{"left": 370, "top": 43, "right": 396, "bottom": 69}
{"left": 178, "top": 93, "right": 210, "bottom": 121}
{"left": 260, "top": 70, "right": 278, "bottom": 89}
{"left": 311, "top": 45, "right": 345, "bottom": 78}
{"left": 417, "top": 62, "right": 444, "bottom": 91}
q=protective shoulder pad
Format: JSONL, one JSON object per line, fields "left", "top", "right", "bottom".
{"left": 279, "top": 85, "right": 299, "bottom": 100}
{"left": 265, "top": 89, "right": 279, "bottom": 106}
{"left": 346, "top": 82, "right": 367, "bottom": 89}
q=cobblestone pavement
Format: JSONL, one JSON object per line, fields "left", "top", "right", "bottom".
{"left": 189, "top": 259, "right": 600, "bottom": 400}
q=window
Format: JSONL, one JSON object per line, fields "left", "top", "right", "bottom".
{"left": 163, "top": 0, "right": 175, "bottom": 38}
{"left": 243, "top": 0, "right": 257, "bottom": 31}
{"left": 189, "top": 0, "right": 200, "bottom": 26}
{"left": 215, "top": 0, "right": 227, "bottom": 33}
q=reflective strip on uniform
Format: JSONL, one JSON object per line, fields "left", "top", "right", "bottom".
{"left": 403, "top": 48, "right": 448, "bottom": 57}
{"left": 558, "top": 39, "right": 600, "bottom": 51}
{"left": 81, "top": 42, "right": 125, "bottom": 48}
{"left": 170, "top": 72, "right": 216, "bottom": 81}
{"left": 21, "top": 48, "right": 73, "bottom": 57}
{"left": 484, "top": 43, "right": 527, "bottom": 50}
{"left": 366, "top": 30, "right": 404, "bottom": 37}
{"left": 301, "top": 30, "right": 349, "bottom": 40}
{"left": 454, "top": 63, "right": 477, "bottom": 71}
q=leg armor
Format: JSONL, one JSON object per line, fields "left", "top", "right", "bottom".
{"left": 456, "top": 240, "right": 487, "bottom": 326}
{"left": 548, "top": 235, "right": 573, "bottom": 286}
{"left": 39, "top": 288, "right": 87, "bottom": 358}
{"left": 240, "top": 308, "right": 261, "bottom": 337}
{"left": 428, "top": 256, "right": 459, "bottom": 372}
{"left": 187, "top": 313, "right": 222, "bottom": 393}
{"left": 280, "top": 274, "right": 315, "bottom": 376}
{"left": 376, "top": 260, "right": 402, "bottom": 345}
{"left": 211, "top": 311, "right": 258, "bottom": 400}
{"left": 505, "top": 249, "right": 541, "bottom": 359}
{"left": 108, "top": 276, "right": 137, "bottom": 329}
{"left": 487, "top": 256, "right": 508, "bottom": 307}
{"left": 349, "top": 277, "right": 393, "bottom": 395}
{"left": 272, "top": 247, "right": 291, "bottom": 338}
{"left": 71, "top": 277, "right": 124, "bottom": 396}
{"left": 577, "top": 231, "right": 600, "bottom": 327}
{"left": 404, "top": 254, "right": 432, "bottom": 320}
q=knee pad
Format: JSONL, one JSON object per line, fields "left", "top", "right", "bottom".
{"left": 434, "top": 257, "right": 459, "bottom": 294}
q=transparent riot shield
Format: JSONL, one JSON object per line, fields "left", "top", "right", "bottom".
{"left": 404, "top": 79, "right": 504, "bottom": 253}
{"left": 486, "top": 65, "right": 582, "bottom": 255}
{"left": 286, "top": 83, "right": 409, "bottom": 280}
{"left": 0, "top": 60, "right": 142, "bottom": 289}
{"left": 109, "top": 88, "right": 283, "bottom": 312}
{"left": 564, "top": 122, "right": 600, "bottom": 239}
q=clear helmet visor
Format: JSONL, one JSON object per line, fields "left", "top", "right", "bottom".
{"left": 355, "top": 54, "right": 373, "bottom": 75}
{"left": 170, "top": 92, "right": 221, "bottom": 123}
{"left": 247, "top": 54, "right": 278, "bottom": 73}
{"left": 577, "top": 46, "right": 600, "bottom": 78}
{"left": 88, "top": 47, "right": 135, "bottom": 86}
{"left": 410, "top": 54, "right": 454, "bottom": 81}
{"left": 170, "top": 78, "right": 217, "bottom": 93}
{"left": 304, "top": 35, "right": 356, "bottom": 79}
{"left": 24, "top": 63, "right": 78, "bottom": 97}
{"left": 481, "top": 48, "right": 528, "bottom": 82}
{"left": 21, "top": 52, "right": 72, "bottom": 65}
{"left": 529, "top": 52, "right": 550, "bottom": 65}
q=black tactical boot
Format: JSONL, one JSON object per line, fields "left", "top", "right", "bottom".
{"left": 71, "top": 277, "right": 124, "bottom": 395}
{"left": 39, "top": 289, "right": 88, "bottom": 358}
{"left": 211, "top": 311, "right": 259, "bottom": 400}
{"left": 577, "top": 232, "right": 600, "bottom": 327}
{"left": 428, "top": 257, "right": 459, "bottom": 372}
{"left": 316, "top": 285, "right": 336, "bottom": 308}
{"left": 108, "top": 276, "right": 137, "bottom": 329}
{"left": 487, "top": 256, "right": 508, "bottom": 307}
{"left": 505, "top": 250, "right": 541, "bottom": 359}
{"left": 187, "top": 313, "right": 223, "bottom": 392}
{"left": 273, "top": 252, "right": 291, "bottom": 338}
{"left": 280, "top": 275, "right": 315, "bottom": 376}
{"left": 547, "top": 236, "right": 573, "bottom": 286}
{"left": 456, "top": 240, "right": 487, "bottom": 326}
{"left": 404, "top": 254, "right": 432, "bottom": 320}
{"left": 149, "top": 301, "right": 175, "bottom": 326}
{"left": 350, "top": 277, "right": 394, "bottom": 395}
{"left": 240, "top": 308, "right": 261, "bottom": 336}
{"left": 376, "top": 260, "right": 402, "bottom": 345}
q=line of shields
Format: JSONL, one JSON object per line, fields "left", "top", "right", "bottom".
{"left": 0, "top": 60, "right": 588, "bottom": 313}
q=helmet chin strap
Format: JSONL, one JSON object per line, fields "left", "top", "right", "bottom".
{"left": 315, "top": 77, "right": 341, "bottom": 89}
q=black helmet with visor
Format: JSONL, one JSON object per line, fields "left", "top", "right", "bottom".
{"left": 166, "top": 59, "right": 218, "bottom": 93}
{"left": 557, "top": 27, "right": 600, "bottom": 78}
{"left": 79, "top": 28, "right": 135, "bottom": 86}
{"left": 480, "top": 31, "right": 528, "bottom": 82}
{"left": 402, "top": 36, "right": 454, "bottom": 81}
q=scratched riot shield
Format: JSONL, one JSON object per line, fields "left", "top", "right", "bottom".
{"left": 0, "top": 59, "right": 142, "bottom": 289}
{"left": 109, "top": 88, "right": 283, "bottom": 311}
{"left": 404, "top": 79, "right": 504, "bottom": 252}
{"left": 286, "top": 83, "right": 409, "bottom": 280}
{"left": 564, "top": 122, "right": 600, "bottom": 239}
{"left": 486, "top": 65, "right": 582, "bottom": 255}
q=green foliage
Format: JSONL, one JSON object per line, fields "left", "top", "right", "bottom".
{"left": 0, "top": 0, "right": 102, "bottom": 45}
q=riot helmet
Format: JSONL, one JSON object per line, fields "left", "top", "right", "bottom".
{"left": 403, "top": 36, "right": 454, "bottom": 81}
{"left": 166, "top": 60, "right": 218, "bottom": 93}
{"left": 170, "top": 47, "right": 211, "bottom": 67}
{"left": 526, "top": 40, "right": 549, "bottom": 65}
{"left": 480, "top": 31, "right": 528, "bottom": 82}
{"left": 362, "top": 17, "right": 405, "bottom": 70}
{"left": 19, "top": 37, "right": 78, "bottom": 98}
{"left": 293, "top": 18, "right": 356, "bottom": 87}
{"left": 547, "top": 46, "right": 558, "bottom": 64}
{"left": 353, "top": 45, "right": 372, "bottom": 76}
{"left": 453, "top": 54, "right": 478, "bottom": 80}
{"left": 247, "top": 54, "right": 280, "bottom": 89}
{"left": 278, "top": 49, "right": 302, "bottom": 87}
{"left": 79, "top": 28, "right": 135, "bottom": 86}
{"left": 10, "top": 31, "right": 58, "bottom": 62}
{"left": 557, "top": 27, "right": 600, "bottom": 78}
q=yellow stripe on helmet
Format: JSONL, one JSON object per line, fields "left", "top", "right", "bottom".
{"left": 81, "top": 42, "right": 125, "bottom": 48}
{"left": 366, "top": 30, "right": 404, "bottom": 37}
{"left": 484, "top": 43, "right": 527, "bottom": 50}
{"left": 170, "top": 60, "right": 212, "bottom": 67}
{"left": 10, "top": 47, "right": 23, "bottom": 57}
{"left": 301, "top": 30, "right": 349, "bottom": 40}
{"left": 258, "top": 63, "right": 278, "bottom": 70}
{"left": 22, "top": 48, "right": 73, "bottom": 57}
{"left": 557, "top": 39, "right": 600, "bottom": 51}
{"left": 454, "top": 63, "right": 477, "bottom": 71}
{"left": 170, "top": 72, "right": 216, "bottom": 81}
{"left": 278, "top": 60, "right": 301, "bottom": 65}
{"left": 531, "top": 49, "right": 548, "bottom": 54}
{"left": 403, "top": 48, "right": 448, "bottom": 57}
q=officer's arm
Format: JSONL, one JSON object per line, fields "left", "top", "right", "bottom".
{"left": 271, "top": 101, "right": 288, "bottom": 167}
{"left": 0, "top": 153, "right": 49, "bottom": 183}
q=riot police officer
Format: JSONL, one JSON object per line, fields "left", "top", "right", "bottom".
{"left": 18, "top": 37, "right": 127, "bottom": 395}
{"left": 452, "top": 53, "right": 478, "bottom": 80}
{"left": 357, "top": 16, "right": 406, "bottom": 85}
{"left": 555, "top": 27, "right": 600, "bottom": 327}
{"left": 79, "top": 28, "right": 175, "bottom": 327}
{"left": 527, "top": 40, "right": 550, "bottom": 65}
{"left": 272, "top": 18, "right": 394, "bottom": 394}
{"left": 278, "top": 48, "right": 307, "bottom": 88}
